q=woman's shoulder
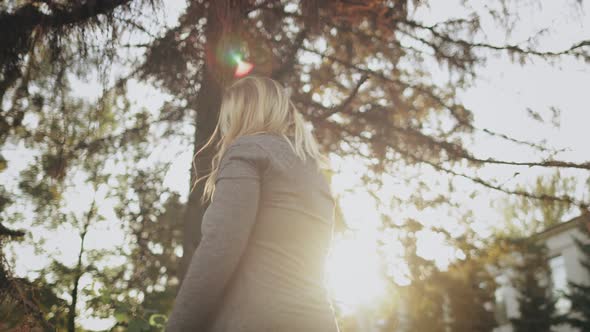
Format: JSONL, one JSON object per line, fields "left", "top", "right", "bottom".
{"left": 228, "top": 133, "right": 289, "bottom": 154}
{"left": 224, "top": 133, "right": 300, "bottom": 172}
{"left": 221, "top": 133, "right": 284, "bottom": 166}
{"left": 231, "top": 132, "right": 286, "bottom": 145}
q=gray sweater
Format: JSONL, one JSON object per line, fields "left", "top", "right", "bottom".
{"left": 165, "top": 133, "right": 340, "bottom": 332}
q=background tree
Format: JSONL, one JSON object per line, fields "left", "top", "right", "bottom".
{"left": 562, "top": 210, "right": 590, "bottom": 331}
{"left": 491, "top": 171, "right": 585, "bottom": 332}
{"left": 496, "top": 170, "right": 578, "bottom": 236}
{"left": 509, "top": 240, "right": 561, "bottom": 332}
{"left": 395, "top": 219, "right": 447, "bottom": 332}
{"left": 443, "top": 232, "right": 498, "bottom": 332}
{"left": 443, "top": 263, "right": 498, "bottom": 332}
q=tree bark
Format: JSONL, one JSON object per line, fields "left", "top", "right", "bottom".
{"left": 67, "top": 201, "right": 93, "bottom": 332}
{"left": 178, "top": 4, "right": 223, "bottom": 284}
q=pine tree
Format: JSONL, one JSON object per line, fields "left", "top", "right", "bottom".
{"left": 401, "top": 233, "right": 447, "bottom": 332}
{"left": 562, "top": 215, "right": 590, "bottom": 330}
{"left": 444, "top": 256, "right": 498, "bottom": 332}
{"left": 509, "top": 241, "right": 561, "bottom": 332}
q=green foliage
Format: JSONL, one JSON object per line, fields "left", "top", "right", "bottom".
{"left": 498, "top": 170, "right": 577, "bottom": 237}
{"left": 562, "top": 219, "right": 590, "bottom": 330}
{"left": 509, "top": 241, "right": 561, "bottom": 332}
{"left": 0, "top": 273, "right": 68, "bottom": 330}
{"left": 398, "top": 220, "right": 447, "bottom": 332}
{"left": 444, "top": 256, "right": 498, "bottom": 332}
{"left": 381, "top": 219, "right": 499, "bottom": 332}
{"left": 496, "top": 170, "right": 576, "bottom": 237}
{"left": 495, "top": 171, "right": 581, "bottom": 331}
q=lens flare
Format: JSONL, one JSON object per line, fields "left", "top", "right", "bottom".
{"left": 230, "top": 51, "right": 254, "bottom": 78}
{"left": 234, "top": 60, "right": 254, "bottom": 78}
{"left": 232, "top": 54, "right": 242, "bottom": 63}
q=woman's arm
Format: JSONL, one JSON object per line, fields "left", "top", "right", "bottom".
{"left": 165, "top": 140, "right": 269, "bottom": 331}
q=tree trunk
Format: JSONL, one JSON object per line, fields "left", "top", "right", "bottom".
{"left": 67, "top": 223, "right": 90, "bottom": 332}
{"left": 178, "top": 4, "right": 222, "bottom": 284}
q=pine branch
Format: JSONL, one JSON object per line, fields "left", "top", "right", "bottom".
{"left": 315, "top": 74, "right": 369, "bottom": 120}
{"left": 326, "top": 119, "right": 589, "bottom": 209}
{"left": 395, "top": 147, "right": 588, "bottom": 209}
{"left": 299, "top": 46, "right": 590, "bottom": 171}
{"left": 36, "top": 0, "right": 131, "bottom": 28}
{"left": 324, "top": 23, "right": 565, "bottom": 154}
{"left": 400, "top": 19, "right": 590, "bottom": 60}
{"left": 0, "top": 0, "right": 133, "bottom": 78}
{"left": 272, "top": 27, "right": 309, "bottom": 80}
{"left": 479, "top": 127, "right": 560, "bottom": 153}
{"left": 73, "top": 107, "right": 186, "bottom": 153}
{"left": 0, "top": 223, "right": 25, "bottom": 238}
{"left": 403, "top": 82, "right": 561, "bottom": 154}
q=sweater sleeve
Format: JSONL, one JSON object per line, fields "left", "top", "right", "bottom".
{"left": 165, "top": 140, "right": 269, "bottom": 331}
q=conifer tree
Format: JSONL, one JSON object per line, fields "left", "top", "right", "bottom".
{"left": 398, "top": 219, "right": 446, "bottom": 332}
{"left": 444, "top": 254, "right": 498, "bottom": 332}
{"left": 562, "top": 214, "right": 590, "bottom": 331}
{"left": 510, "top": 241, "right": 561, "bottom": 332}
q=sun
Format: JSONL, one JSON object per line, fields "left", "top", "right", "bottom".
{"left": 324, "top": 232, "right": 388, "bottom": 313}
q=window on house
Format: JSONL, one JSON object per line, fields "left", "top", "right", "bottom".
{"left": 548, "top": 254, "right": 571, "bottom": 314}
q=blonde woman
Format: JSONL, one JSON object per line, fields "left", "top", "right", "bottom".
{"left": 165, "top": 75, "right": 340, "bottom": 331}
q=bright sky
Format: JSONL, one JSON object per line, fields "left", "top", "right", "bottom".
{"left": 1, "top": 0, "right": 589, "bottom": 330}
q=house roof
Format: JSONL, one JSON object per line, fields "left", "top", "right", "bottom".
{"left": 532, "top": 212, "right": 590, "bottom": 241}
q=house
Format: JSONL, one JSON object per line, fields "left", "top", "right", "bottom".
{"left": 494, "top": 213, "right": 590, "bottom": 332}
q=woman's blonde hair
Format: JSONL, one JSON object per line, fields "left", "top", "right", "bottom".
{"left": 191, "top": 75, "right": 331, "bottom": 203}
